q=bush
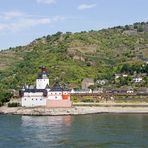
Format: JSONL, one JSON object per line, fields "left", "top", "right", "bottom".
{"left": 82, "top": 98, "right": 94, "bottom": 102}
{"left": 72, "top": 98, "right": 80, "bottom": 103}
{"left": 137, "top": 26, "right": 144, "bottom": 32}
{"left": 0, "top": 91, "right": 13, "bottom": 103}
{"left": 0, "top": 102, "right": 3, "bottom": 107}
{"left": 8, "top": 102, "right": 20, "bottom": 107}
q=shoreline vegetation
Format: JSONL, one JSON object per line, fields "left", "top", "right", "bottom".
{"left": 1, "top": 102, "right": 148, "bottom": 116}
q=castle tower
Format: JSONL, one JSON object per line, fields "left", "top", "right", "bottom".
{"left": 36, "top": 66, "right": 49, "bottom": 89}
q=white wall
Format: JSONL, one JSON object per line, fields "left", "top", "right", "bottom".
{"left": 36, "top": 79, "right": 49, "bottom": 89}
{"left": 47, "top": 91, "right": 70, "bottom": 100}
{"left": 22, "top": 95, "right": 46, "bottom": 107}
{"left": 23, "top": 92, "right": 47, "bottom": 97}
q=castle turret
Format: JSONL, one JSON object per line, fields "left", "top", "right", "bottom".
{"left": 36, "top": 66, "right": 49, "bottom": 89}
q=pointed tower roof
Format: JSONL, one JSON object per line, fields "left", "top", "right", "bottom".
{"left": 45, "top": 84, "right": 50, "bottom": 89}
{"left": 37, "top": 66, "right": 48, "bottom": 79}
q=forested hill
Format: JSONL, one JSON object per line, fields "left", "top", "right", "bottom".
{"left": 0, "top": 22, "right": 148, "bottom": 100}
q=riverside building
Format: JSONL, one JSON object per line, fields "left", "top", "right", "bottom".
{"left": 20, "top": 66, "right": 71, "bottom": 107}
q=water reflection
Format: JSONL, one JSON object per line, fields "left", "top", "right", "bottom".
{"left": 21, "top": 115, "right": 72, "bottom": 128}
{"left": 21, "top": 116, "right": 72, "bottom": 147}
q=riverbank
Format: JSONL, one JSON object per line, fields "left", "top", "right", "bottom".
{"left": 1, "top": 103, "right": 148, "bottom": 115}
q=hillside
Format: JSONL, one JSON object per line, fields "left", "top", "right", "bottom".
{"left": 0, "top": 22, "right": 148, "bottom": 103}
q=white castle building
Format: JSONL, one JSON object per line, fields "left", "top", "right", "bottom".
{"left": 20, "top": 66, "right": 71, "bottom": 107}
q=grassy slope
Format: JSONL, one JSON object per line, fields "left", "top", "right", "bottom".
{"left": 0, "top": 23, "right": 148, "bottom": 92}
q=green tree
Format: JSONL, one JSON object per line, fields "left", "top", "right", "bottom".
{"left": 88, "top": 85, "right": 96, "bottom": 93}
{"left": 137, "top": 25, "right": 144, "bottom": 32}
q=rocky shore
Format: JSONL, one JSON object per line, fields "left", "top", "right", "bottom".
{"left": 1, "top": 103, "right": 148, "bottom": 115}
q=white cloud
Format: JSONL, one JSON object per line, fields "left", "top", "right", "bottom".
{"left": 78, "top": 4, "right": 96, "bottom": 10}
{"left": 12, "top": 16, "right": 65, "bottom": 31}
{"left": 0, "top": 12, "right": 65, "bottom": 32}
{"left": 37, "top": 0, "right": 56, "bottom": 4}
{"left": 2, "top": 11, "right": 24, "bottom": 19}
{"left": 10, "top": 18, "right": 51, "bottom": 31}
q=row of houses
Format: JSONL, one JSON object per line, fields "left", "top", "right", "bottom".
{"left": 115, "top": 74, "right": 144, "bottom": 83}
{"left": 79, "top": 77, "right": 147, "bottom": 94}
{"left": 81, "top": 76, "right": 145, "bottom": 90}
{"left": 71, "top": 87, "right": 148, "bottom": 94}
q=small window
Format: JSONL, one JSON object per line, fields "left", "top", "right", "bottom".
{"left": 32, "top": 99, "right": 33, "bottom": 100}
{"left": 55, "top": 96, "right": 57, "bottom": 99}
{"left": 36, "top": 99, "right": 37, "bottom": 100}
{"left": 40, "top": 99, "right": 42, "bottom": 101}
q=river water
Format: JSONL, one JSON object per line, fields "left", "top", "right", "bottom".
{"left": 0, "top": 114, "right": 148, "bottom": 148}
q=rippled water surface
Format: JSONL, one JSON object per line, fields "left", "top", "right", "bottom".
{"left": 0, "top": 114, "right": 148, "bottom": 148}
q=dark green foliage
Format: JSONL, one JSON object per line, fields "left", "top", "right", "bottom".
{"left": 82, "top": 98, "right": 94, "bottom": 102}
{"left": 137, "top": 25, "right": 144, "bottom": 32}
{"left": 121, "top": 64, "right": 130, "bottom": 73}
{"left": 88, "top": 85, "right": 96, "bottom": 92}
{"left": 120, "top": 63, "right": 148, "bottom": 75}
{"left": 8, "top": 102, "right": 20, "bottom": 107}
{"left": 0, "top": 91, "right": 13, "bottom": 104}
{"left": 125, "top": 25, "right": 130, "bottom": 30}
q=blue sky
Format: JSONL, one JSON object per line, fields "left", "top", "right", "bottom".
{"left": 0, "top": 0, "right": 147, "bottom": 49}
